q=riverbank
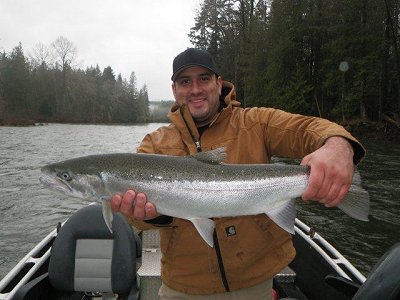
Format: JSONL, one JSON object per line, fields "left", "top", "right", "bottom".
{"left": 0, "top": 118, "right": 37, "bottom": 126}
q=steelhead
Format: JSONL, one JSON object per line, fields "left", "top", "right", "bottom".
{"left": 39, "top": 148, "right": 370, "bottom": 247}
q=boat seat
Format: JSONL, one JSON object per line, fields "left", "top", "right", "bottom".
{"left": 15, "top": 204, "right": 142, "bottom": 300}
{"left": 352, "top": 242, "right": 400, "bottom": 300}
{"left": 324, "top": 274, "right": 360, "bottom": 298}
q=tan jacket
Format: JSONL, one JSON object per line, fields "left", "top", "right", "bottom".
{"left": 132, "top": 81, "right": 365, "bottom": 294}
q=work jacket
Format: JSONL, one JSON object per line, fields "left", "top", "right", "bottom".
{"left": 132, "top": 81, "right": 366, "bottom": 295}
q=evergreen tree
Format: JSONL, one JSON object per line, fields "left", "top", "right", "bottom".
{"left": 2, "top": 43, "right": 32, "bottom": 118}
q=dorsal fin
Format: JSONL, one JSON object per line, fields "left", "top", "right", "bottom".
{"left": 191, "top": 147, "right": 227, "bottom": 164}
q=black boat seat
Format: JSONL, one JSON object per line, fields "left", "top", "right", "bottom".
{"left": 324, "top": 274, "right": 360, "bottom": 298}
{"left": 15, "top": 204, "right": 142, "bottom": 300}
{"left": 324, "top": 242, "right": 400, "bottom": 299}
{"left": 352, "top": 242, "right": 400, "bottom": 300}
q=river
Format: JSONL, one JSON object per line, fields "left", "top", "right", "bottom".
{"left": 0, "top": 123, "right": 399, "bottom": 280}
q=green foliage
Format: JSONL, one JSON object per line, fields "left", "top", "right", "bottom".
{"left": 189, "top": 0, "right": 397, "bottom": 121}
{"left": 1, "top": 43, "right": 32, "bottom": 117}
{"left": 278, "top": 70, "right": 314, "bottom": 114}
{"left": 0, "top": 38, "right": 150, "bottom": 124}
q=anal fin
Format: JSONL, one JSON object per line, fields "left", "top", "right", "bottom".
{"left": 101, "top": 198, "right": 113, "bottom": 233}
{"left": 190, "top": 218, "right": 216, "bottom": 248}
{"left": 266, "top": 199, "right": 296, "bottom": 234}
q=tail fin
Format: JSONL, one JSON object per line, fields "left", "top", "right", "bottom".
{"left": 338, "top": 171, "right": 370, "bottom": 221}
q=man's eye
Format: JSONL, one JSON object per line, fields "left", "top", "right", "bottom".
{"left": 180, "top": 79, "right": 190, "bottom": 85}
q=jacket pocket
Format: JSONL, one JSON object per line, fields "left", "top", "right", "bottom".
{"left": 215, "top": 215, "right": 292, "bottom": 284}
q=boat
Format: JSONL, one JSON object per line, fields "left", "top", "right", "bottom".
{"left": 0, "top": 204, "right": 399, "bottom": 300}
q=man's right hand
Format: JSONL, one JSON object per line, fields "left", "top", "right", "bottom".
{"left": 111, "top": 190, "right": 159, "bottom": 221}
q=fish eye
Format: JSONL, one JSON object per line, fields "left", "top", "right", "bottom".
{"left": 59, "top": 172, "right": 72, "bottom": 181}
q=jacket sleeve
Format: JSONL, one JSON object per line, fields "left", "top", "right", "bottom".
{"left": 259, "top": 108, "right": 366, "bottom": 164}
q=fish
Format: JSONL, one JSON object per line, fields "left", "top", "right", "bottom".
{"left": 39, "top": 148, "right": 370, "bottom": 247}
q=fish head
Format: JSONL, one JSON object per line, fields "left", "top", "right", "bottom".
{"left": 39, "top": 159, "right": 104, "bottom": 200}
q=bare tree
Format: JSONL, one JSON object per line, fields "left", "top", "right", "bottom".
{"left": 29, "top": 42, "right": 53, "bottom": 68}
{"left": 51, "top": 36, "right": 77, "bottom": 118}
{"left": 51, "top": 36, "right": 77, "bottom": 71}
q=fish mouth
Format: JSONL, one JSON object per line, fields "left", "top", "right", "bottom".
{"left": 39, "top": 175, "right": 74, "bottom": 195}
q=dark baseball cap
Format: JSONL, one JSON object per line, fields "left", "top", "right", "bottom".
{"left": 171, "top": 48, "right": 219, "bottom": 81}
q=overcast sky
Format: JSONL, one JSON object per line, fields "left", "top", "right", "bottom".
{"left": 0, "top": 0, "right": 202, "bottom": 101}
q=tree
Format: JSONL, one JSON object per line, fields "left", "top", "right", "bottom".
{"left": 1, "top": 43, "right": 32, "bottom": 118}
{"left": 29, "top": 42, "right": 53, "bottom": 69}
{"left": 0, "top": 39, "right": 152, "bottom": 124}
{"left": 188, "top": 0, "right": 396, "bottom": 122}
{"left": 52, "top": 36, "right": 77, "bottom": 72}
{"left": 51, "top": 36, "right": 77, "bottom": 118}
{"left": 136, "top": 85, "right": 150, "bottom": 122}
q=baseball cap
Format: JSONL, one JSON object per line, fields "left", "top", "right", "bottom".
{"left": 171, "top": 48, "right": 219, "bottom": 81}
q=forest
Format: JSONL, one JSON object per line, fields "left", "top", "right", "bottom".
{"left": 1, "top": 0, "right": 400, "bottom": 132}
{"left": 189, "top": 0, "right": 400, "bottom": 128}
{"left": 0, "top": 37, "right": 150, "bottom": 124}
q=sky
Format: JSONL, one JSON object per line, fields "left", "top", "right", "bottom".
{"left": 0, "top": 0, "right": 202, "bottom": 101}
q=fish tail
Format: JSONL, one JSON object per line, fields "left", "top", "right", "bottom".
{"left": 338, "top": 172, "right": 370, "bottom": 221}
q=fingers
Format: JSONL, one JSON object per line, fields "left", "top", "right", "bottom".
{"left": 300, "top": 137, "right": 355, "bottom": 207}
{"left": 301, "top": 161, "right": 324, "bottom": 202}
{"left": 325, "top": 184, "right": 350, "bottom": 207}
{"left": 111, "top": 190, "right": 158, "bottom": 221}
{"left": 133, "top": 192, "right": 146, "bottom": 219}
{"left": 301, "top": 160, "right": 352, "bottom": 207}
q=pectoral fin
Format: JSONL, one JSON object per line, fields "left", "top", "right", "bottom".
{"left": 190, "top": 218, "right": 215, "bottom": 248}
{"left": 266, "top": 199, "right": 296, "bottom": 234}
{"left": 101, "top": 198, "right": 113, "bottom": 233}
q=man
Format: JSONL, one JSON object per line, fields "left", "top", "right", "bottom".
{"left": 111, "top": 48, "right": 366, "bottom": 299}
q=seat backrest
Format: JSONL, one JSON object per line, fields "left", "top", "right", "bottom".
{"left": 352, "top": 242, "right": 400, "bottom": 300}
{"left": 48, "top": 204, "right": 141, "bottom": 299}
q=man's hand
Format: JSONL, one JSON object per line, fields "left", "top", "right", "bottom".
{"left": 301, "top": 136, "right": 355, "bottom": 207}
{"left": 111, "top": 190, "right": 159, "bottom": 221}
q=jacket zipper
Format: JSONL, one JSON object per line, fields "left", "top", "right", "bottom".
{"left": 194, "top": 140, "right": 202, "bottom": 152}
{"left": 213, "top": 230, "right": 230, "bottom": 292}
{"left": 194, "top": 141, "right": 230, "bottom": 292}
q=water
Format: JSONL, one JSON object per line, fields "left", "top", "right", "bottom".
{"left": 280, "top": 138, "right": 400, "bottom": 275}
{"left": 0, "top": 123, "right": 164, "bottom": 279}
{"left": 0, "top": 124, "right": 399, "bottom": 279}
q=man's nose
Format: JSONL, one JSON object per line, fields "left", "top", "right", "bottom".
{"left": 190, "top": 80, "right": 202, "bottom": 94}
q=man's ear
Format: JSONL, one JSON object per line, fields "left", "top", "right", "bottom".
{"left": 217, "top": 76, "right": 223, "bottom": 96}
{"left": 172, "top": 82, "right": 177, "bottom": 99}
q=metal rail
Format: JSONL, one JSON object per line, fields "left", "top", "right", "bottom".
{"left": 294, "top": 218, "right": 366, "bottom": 284}
{"left": 0, "top": 225, "right": 60, "bottom": 300}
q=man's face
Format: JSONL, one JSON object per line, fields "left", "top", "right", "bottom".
{"left": 172, "top": 66, "right": 222, "bottom": 126}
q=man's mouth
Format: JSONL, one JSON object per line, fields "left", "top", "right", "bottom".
{"left": 188, "top": 98, "right": 207, "bottom": 107}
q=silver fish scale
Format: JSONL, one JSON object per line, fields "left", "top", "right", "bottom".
{"left": 102, "top": 172, "right": 309, "bottom": 219}
{"left": 40, "top": 151, "right": 370, "bottom": 246}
